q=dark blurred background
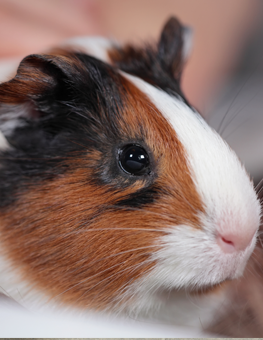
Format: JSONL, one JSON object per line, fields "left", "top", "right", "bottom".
{"left": 0, "top": 0, "right": 263, "bottom": 182}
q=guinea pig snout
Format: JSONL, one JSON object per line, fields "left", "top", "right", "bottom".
{"left": 216, "top": 221, "right": 258, "bottom": 254}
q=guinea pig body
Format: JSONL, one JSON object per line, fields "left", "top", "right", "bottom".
{"left": 0, "top": 17, "right": 261, "bottom": 328}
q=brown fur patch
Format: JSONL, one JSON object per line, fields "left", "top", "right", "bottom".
{"left": 0, "top": 59, "right": 203, "bottom": 310}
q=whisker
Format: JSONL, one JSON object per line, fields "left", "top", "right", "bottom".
{"left": 63, "top": 245, "right": 157, "bottom": 277}
{"left": 0, "top": 286, "right": 13, "bottom": 300}
{"left": 51, "top": 254, "right": 152, "bottom": 303}
{"left": 256, "top": 186, "right": 263, "bottom": 198}
{"left": 74, "top": 259, "right": 152, "bottom": 305}
{"left": 54, "top": 228, "right": 168, "bottom": 240}
{"left": 223, "top": 116, "right": 251, "bottom": 140}
{"left": 220, "top": 91, "right": 259, "bottom": 137}
{"left": 51, "top": 262, "right": 127, "bottom": 301}
{"left": 62, "top": 102, "right": 102, "bottom": 125}
{"left": 66, "top": 227, "right": 168, "bottom": 234}
{"left": 258, "top": 235, "right": 263, "bottom": 249}
{"left": 217, "top": 63, "right": 258, "bottom": 134}
{"left": 87, "top": 245, "right": 158, "bottom": 265}
{"left": 106, "top": 204, "right": 198, "bottom": 226}
{"left": 255, "top": 178, "right": 263, "bottom": 193}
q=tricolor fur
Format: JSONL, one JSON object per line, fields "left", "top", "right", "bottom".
{"left": 0, "top": 17, "right": 261, "bottom": 329}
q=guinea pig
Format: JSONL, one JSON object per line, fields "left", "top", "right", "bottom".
{"left": 0, "top": 16, "right": 261, "bottom": 330}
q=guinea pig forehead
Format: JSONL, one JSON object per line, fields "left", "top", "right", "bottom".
{"left": 119, "top": 74, "right": 186, "bottom": 156}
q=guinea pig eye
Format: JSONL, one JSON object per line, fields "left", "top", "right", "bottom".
{"left": 118, "top": 144, "right": 150, "bottom": 176}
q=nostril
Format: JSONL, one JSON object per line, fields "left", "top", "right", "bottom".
{"left": 218, "top": 234, "right": 236, "bottom": 253}
{"left": 217, "top": 229, "right": 256, "bottom": 253}
{"left": 221, "top": 237, "right": 234, "bottom": 246}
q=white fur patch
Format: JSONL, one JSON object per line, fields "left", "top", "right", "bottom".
{"left": 60, "top": 36, "right": 118, "bottom": 64}
{"left": 0, "top": 59, "right": 20, "bottom": 83}
{"left": 0, "top": 130, "right": 10, "bottom": 150}
{"left": 0, "top": 246, "right": 49, "bottom": 310}
{"left": 0, "top": 60, "right": 22, "bottom": 149}
{"left": 182, "top": 26, "right": 193, "bottom": 61}
{"left": 0, "top": 104, "right": 31, "bottom": 138}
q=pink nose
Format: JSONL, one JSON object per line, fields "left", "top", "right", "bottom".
{"left": 217, "top": 230, "right": 256, "bottom": 253}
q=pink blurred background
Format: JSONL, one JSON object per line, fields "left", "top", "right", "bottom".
{"left": 0, "top": 0, "right": 261, "bottom": 112}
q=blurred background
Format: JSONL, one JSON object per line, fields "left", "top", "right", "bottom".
{"left": 0, "top": 0, "right": 263, "bottom": 182}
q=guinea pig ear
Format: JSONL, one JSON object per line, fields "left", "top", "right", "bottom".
{"left": 0, "top": 54, "right": 67, "bottom": 104}
{"left": 0, "top": 53, "right": 82, "bottom": 132}
{"left": 158, "top": 17, "right": 192, "bottom": 80}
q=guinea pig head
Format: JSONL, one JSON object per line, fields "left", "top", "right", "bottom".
{"left": 0, "top": 17, "right": 260, "bottom": 313}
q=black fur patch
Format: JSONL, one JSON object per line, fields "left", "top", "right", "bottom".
{"left": 0, "top": 53, "right": 127, "bottom": 207}
{"left": 109, "top": 45, "right": 186, "bottom": 100}
{"left": 115, "top": 185, "right": 160, "bottom": 208}
{"left": 0, "top": 53, "right": 156, "bottom": 208}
